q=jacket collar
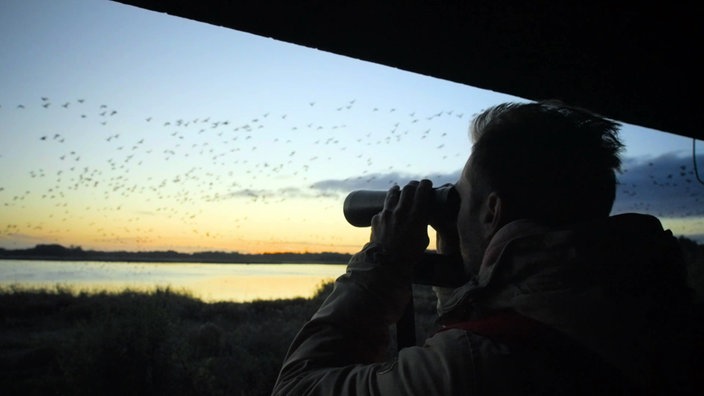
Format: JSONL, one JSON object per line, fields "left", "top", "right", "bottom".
{"left": 438, "top": 213, "right": 678, "bottom": 318}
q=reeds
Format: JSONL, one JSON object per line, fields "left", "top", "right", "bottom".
{"left": 0, "top": 282, "right": 439, "bottom": 396}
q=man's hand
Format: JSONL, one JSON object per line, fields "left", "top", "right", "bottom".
{"left": 370, "top": 180, "right": 433, "bottom": 268}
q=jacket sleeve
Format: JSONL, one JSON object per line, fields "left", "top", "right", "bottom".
{"left": 271, "top": 243, "right": 477, "bottom": 395}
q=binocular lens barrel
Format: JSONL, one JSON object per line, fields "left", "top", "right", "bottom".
{"left": 343, "top": 184, "right": 457, "bottom": 227}
{"left": 343, "top": 190, "right": 388, "bottom": 227}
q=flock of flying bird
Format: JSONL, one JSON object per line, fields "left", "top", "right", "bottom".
{"left": 1, "top": 96, "right": 702, "bottom": 251}
{"left": 0, "top": 95, "right": 473, "bottom": 251}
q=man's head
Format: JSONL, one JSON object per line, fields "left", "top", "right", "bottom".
{"left": 454, "top": 100, "right": 624, "bottom": 274}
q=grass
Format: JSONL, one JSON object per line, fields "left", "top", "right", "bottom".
{"left": 0, "top": 282, "right": 440, "bottom": 396}
{"left": 1, "top": 237, "right": 701, "bottom": 396}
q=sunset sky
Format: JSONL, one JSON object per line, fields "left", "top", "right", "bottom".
{"left": 1, "top": 0, "right": 702, "bottom": 254}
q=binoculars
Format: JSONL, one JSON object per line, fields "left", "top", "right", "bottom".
{"left": 342, "top": 183, "right": 465, "bottom": 287}
{"left": 343, "top": 183, "right": 459, "bottom": 227}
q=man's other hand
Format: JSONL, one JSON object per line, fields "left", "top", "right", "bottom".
{"left": 370, "top": 179, "right": 433, "bottom": 269}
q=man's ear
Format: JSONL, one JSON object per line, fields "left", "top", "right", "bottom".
{"left": 482, "top": 192, "right": 504, "bottom": 235}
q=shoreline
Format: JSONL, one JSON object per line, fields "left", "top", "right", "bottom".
{"left": 0, "top": 243, "right": 353, "bottom": 264}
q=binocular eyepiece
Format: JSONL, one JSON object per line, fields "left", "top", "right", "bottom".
{"left": 342, "top": 183, "right": 458, "bottom": 227}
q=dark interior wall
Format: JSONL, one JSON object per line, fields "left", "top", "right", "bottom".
{"left": 113, "top": 1, "right": 701, "bottom": 140}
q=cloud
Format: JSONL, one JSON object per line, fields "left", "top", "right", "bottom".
{"left": 310, "top": 170, "right": 462, "bottom": 193}
{"left": 206, "top": 171, "right": 463, "bottom": 203}
{"left": 206, "top": 153, "right": 704, "bottom": 222}
{"left": 205, "top": 186, "right": 340, "bottom": 202}
{"left": 313, "top": 153, "right": 702, "bottom": 221}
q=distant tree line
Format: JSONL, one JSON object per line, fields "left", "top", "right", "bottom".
{"left": 0, "top": 244, "right": 352, "bottom": 264}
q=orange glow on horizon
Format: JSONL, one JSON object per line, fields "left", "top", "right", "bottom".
{"left": 0, "top": 217, "right": 446, "bottom": 255}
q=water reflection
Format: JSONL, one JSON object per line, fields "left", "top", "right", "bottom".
{"left": 0, "top": 260, "right": 346, "bottom": 302}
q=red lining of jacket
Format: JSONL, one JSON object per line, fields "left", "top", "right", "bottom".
{"left": 437, "top": 311, "right": 551, "bottom": 344}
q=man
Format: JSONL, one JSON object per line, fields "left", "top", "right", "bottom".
{"left": 272, "top": 101, "right": 700, "bottom": 395}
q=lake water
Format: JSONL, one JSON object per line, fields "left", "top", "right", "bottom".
{"left": 0, "top": 259, "right": 347, "bottom": 302}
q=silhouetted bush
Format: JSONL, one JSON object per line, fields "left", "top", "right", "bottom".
{"left": 0, "top": 282, "right": 365, "bottom": 396}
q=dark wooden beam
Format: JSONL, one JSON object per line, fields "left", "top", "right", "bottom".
{"left": 112, "top": 1, "right": 702, "bottom": 140}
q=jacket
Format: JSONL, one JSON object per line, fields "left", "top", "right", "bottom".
{"left": 272, "top": 213, "right": 701, "bottom": 395}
